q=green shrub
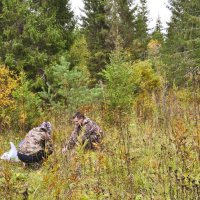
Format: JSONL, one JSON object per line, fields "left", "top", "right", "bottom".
{"left": 40, "top": 56, "right": 102, "bottom": 114}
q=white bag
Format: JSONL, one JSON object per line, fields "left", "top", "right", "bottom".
{"left": 1, "top": 142, "right": 20, "bottom": 162}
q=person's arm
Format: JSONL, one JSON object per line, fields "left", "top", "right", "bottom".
{"left": 45, "top": 136, "right": 54, "bottom": 155}
{"left": 62, "top": 124, "right": 80, "bottom": 153}
{"left": 44, "top": 133, "right": 54, "bottom": 155}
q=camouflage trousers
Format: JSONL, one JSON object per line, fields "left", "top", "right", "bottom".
{"left": 17, "top": 150, "right": 46, "bottom": 163}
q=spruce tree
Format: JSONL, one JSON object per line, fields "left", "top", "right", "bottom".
{"left": 151, "top": 16, "right": 164, "bottom": 44}
{"left": 163, "top": 0, "right": 200, "bottom": 86}
{"left": 133, "top": 0, "right": 149, "bottom": 60}
{"left": 108, "top": 0, "right": 136, "bottom": 50}
{"left": 82, "top": 0, "right": 110, "bottom": 80}
{"left": 0, "top": 0, "right": 75, "bottom": 82}
{"left": 32, "top": 0, "right": 75, "bottom": 49}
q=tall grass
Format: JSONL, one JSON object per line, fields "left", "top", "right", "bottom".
{"left": 0, "top": 88, "right": 199, "bottom": 200}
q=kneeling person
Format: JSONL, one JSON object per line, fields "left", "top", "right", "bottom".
{"left": 62, "top": 112, "right": 104, "bottom": 153}
{"left": 18, "top": 122, "right": 53, "bottom": 164}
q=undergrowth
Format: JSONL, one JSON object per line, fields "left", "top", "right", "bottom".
{"left": 0, "top": 110, "right": 199, "bottom": 200}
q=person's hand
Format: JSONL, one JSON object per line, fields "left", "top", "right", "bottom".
{"left": 62, "top": 147, "right": 67, "bottom": 154}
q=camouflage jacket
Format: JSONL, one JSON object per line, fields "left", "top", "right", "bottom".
{"left": 18, "top": 127, "right": 54, "bottom": 156}
{"left": 66, "top": 117, "right": 104, "bottom": 150}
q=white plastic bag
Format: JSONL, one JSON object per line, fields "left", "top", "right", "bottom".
{"left": 1, "top": 142, "right": 20, "bottom": 162}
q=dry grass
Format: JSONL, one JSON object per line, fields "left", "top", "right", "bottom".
{"left": 0, "top": 91, "right": 199, "bottom": 200}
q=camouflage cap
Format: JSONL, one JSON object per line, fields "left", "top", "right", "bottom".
{"left": 40, "top": 121, "right": 52, "bottom": 134}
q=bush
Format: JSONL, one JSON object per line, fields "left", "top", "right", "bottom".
{"left": 12, "top": 72, "right": 43, "bottom": 132}
{"left": 132, "top": 60, "right": 162, "bottom": 121}
{"left": 0, "top": 65, "right": 18, "bottom": 131}
{"left": 101, "top": 54, "right": 162, "bottom": 124}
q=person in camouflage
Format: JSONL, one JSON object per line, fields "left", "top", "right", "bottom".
{"left": 62, "top": 112, "right": 104, "bottom": 153}
{"left": 17, "top": 122, "right": 53, "bottom": 164}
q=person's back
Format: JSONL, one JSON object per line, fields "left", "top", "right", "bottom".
{"left": 18, "top": 122, "right": 53, "bottom": 164}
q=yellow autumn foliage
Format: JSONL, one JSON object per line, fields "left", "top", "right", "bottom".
{"left": 0, "top": 66, "right": 18, "bottom": 108}
{"left": 147, "top": 39, "right": 161, "bottom": 56}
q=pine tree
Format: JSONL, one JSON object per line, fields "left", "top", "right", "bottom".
{"left": 40, "top": 56, "right": 102, "bottom": 112}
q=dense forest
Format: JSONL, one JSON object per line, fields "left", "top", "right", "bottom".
{"left": 0, "top": 0, "right": 199, "bottom": 199}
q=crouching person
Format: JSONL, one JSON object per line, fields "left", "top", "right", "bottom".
{"left": 17, "top": 122, "right": 53, "bottom": 166}
{"left": 62, "top": 112, "right": 104, "bottom": 153}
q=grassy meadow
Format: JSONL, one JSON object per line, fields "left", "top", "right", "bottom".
{"left": 0, "top": 89, "right": 199, "bottom": 200}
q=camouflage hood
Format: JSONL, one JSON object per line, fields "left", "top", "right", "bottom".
{"left": 39, "top": 121, "right": 52, "bottom": 134}
{"left": 18, "top": 122, "right": 53, "bottom": 156}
